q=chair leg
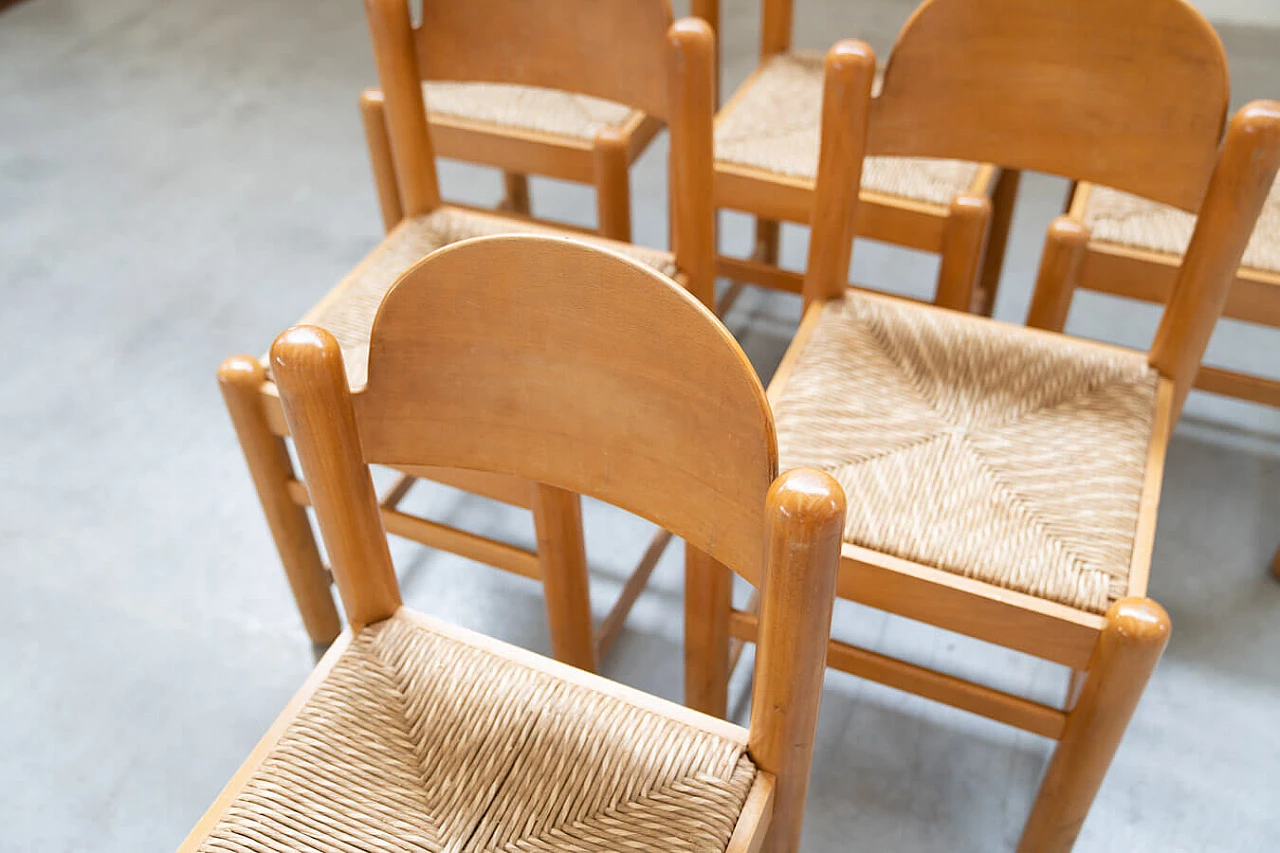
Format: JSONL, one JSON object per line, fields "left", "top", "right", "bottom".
{"left": 974, "top": 168, "right": 1021, "bottom": 316}
{"left": 684, "top": 543, "right": 732, "bottom": 718}
{"left": 1026, "top": 216, "right": 1090, "bottom": 331}
{"left": 1018, "top": 598, "right": 1171, "bottom": 853}
{"left": 358, "top": 89, "right": 403, "bottom": 233}
{"left": 531, "top": 484, "right": 597, "bottom": 672}
{"left": 935, "top": 194, "right": 992, "bottom": 312}
{"left": 499, "top": 172, "right": 532, "bottom": 215}
{"left": 218, "top": 357, "right": 341, "bottom": 648}
{"left": 593, "top": 127, "right": 632, "bottom": 241}
{"left": 753, "top": 217, "right": 781, "bottom": 265}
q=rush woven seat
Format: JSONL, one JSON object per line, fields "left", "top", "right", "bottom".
{"left": 298, "top": 207, "right": 677, "bottom": 385}
{"left": 714, "top": 52, "right": 982, "bottom": 206}
{"left": 424, "top": 81, "right": 640, "bottom": 141}
{"left": 1081, "top": 177, "right": 1280, "bottom": 273}
{"left": 195, "top": 610, "right": 756, "bottom": 853}
{"left": 773, "top": 290, "right": 1160, "bottom": 614}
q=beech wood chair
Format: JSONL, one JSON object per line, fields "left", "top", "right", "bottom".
{"left": 220, "top": 0, "right": 717, "bottom": 668}
{"left": 356, "top": 1, "right": 666, "bottom": 238}
{"left": 682, "top": 1, "right": 1280, "bottom": 850}
{"left": 191, "top": 235, "right": 845, "bottom": 853}
{"left": 689, "top": 0, "right": 1019, "bottom": 314}
{"left": 1027, "top": 173, "right": 1280, "bottom": 578}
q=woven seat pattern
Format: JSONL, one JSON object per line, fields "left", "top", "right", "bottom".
{"left": 197, "top": 611, "right": 756, "bottom": 853}
{"left": 1082, "top": 177, "right": 1280, "bottom": 273}
{"left": 424, "top": 81, "right": 639, "bottom": 141}
{"left": 773, "top": 292, "right": 1159, "bottom": 613}
{"left": 714, "top": 52, "right": 982, "bottom": 206}
{"left": 299, "top": 208, "right": 676, "bottom": 385}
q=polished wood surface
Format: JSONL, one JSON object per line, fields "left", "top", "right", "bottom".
{"left": 531, "top": 484, "right": 596, "bottom": 671}
{"left": 749, "top": 469, "right": 845, "bottom": 853}
{"left": 666, "top": 18, "right": 718, "bottom": 306}
{"left": 868, "top": 0, "right": 1228, "bottom": 212}
{"left": 358, "top": 88, "right": 403, "bottom": 231}
{"left": 258, "top": 236, "right": 845, "bottom": 853}
{"left": 1017, "top": 599, "right": 1172, "bottom": 853}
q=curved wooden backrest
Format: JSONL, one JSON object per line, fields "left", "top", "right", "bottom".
{"left": 342, "top": 236, "right": 775, "bottom": 584}
{"left": 868, "top": 0, "right": 1229, "bottom": 211}
{"left": 414, "top": 0, "right": 674, "bottom": 120}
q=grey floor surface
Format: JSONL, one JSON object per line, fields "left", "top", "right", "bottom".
{"left": 2, "top": 0, "right": 1278, "bottom": 850}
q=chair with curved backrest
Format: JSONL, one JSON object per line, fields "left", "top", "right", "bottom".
{"left": 682, "top": 0, "right": 1280, "bottom": 849}
{"left": 220, "top": 0, "right": 717, "bottom": 670}
{"left": 357, "top": 0, "right": 667, "bottom": 241}
{"left": 690, "top": 0, "right": 1020, "bottom": 315}
{"left": 189, "top": 236, "right": 845, "bottom": 853}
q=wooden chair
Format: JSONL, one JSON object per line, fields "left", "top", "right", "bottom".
{"left": 682, "top": 1, "right": 1280, "bottom": 850}
{"left": 356, "top": 0, "right": 667, "bottom": 238}
{"left": 220, "top": 0, "right": 718, "bottom": 668}
{"left": 191, "top": 236, "right": 845, "bottom": 853}
{"left": 1027, "top": 173, "right": 1280, "bottom": 578}
{"left": 690, "top": 0, "right": 1020, "bottom": 313}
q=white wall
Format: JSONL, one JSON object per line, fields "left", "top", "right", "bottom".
{"left": 1193, "top": 0, "right": 1280, "bottom": 26}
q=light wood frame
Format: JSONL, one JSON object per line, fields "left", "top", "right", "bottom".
{"left": 221, "top": 2, "right": 718, "bottom": 671}
{"left": 690, "top": 0, "right": 1020, "bottom": 315}
{"left": 358, "top": 0, "right": 668, "bottom": 239}
{"left": 683, "top": 2, "right": 1280, "bottom": 849}
{"left": 194, "top": 236, "right": 847, "bottom": 853}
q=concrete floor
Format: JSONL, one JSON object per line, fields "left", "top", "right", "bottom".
{"left": 2, "top": 0, "right": 1278, "bottom": 851}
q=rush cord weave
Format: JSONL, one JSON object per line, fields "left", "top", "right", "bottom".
{"left": 296, "top": 208, "right": 677, "bottom": 386}
{"left": 714, "top": 51, "right": 982, "bottom": 206}
{"left": 196, "top": 611, "right": 756, "bottom": 852}
{"left": 424, "top": 81, "right": 638, "bottom": 141}
{"left": 1082, "top": 178, "right": 1280, "bottom": 273}
{"left": 773, "top": 292, "right": 1159, "bottom": 613}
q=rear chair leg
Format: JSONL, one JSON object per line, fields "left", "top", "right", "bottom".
{"left": 499, "top": 172, "right": 532, "bottom": 215}
{"left": 1018, "top": 598, "right": 1171, "bottom": 853}
{"left": 218, "top": 357, "right": 341, "bottom": 649}
{"left": 531, "top": 484, "right": 597, "bottom": 672}
{"left": 684, "top": 544, "right": 733, "bottom": 718}
{"left": 935, "top": 194, "right": 992, "bottom": 312}
{"left": 974, "top": 168, "right": 1021, "bottom": 316}
{"left": 593, "top": 127, "right": 633, "bottom": 241}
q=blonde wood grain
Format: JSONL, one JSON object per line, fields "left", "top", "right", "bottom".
{"left": 592, "top": 126, "right": 632, "bottom": 241}
{"left": 531, "top": 484, "right": 596, "bottom": 671}
{"left": 685, "top": 544, "right": 734, "bottom": 717}
{"left": 1026, "top": 215, "right": 1091, "bottom": 331}
{"left": 934, "top": 193, "right": 992, "bottom": 311}
{"left": 359, "top": 88, "right": 404, "bottom": 232}
{"left": 1019, "top": 598, "right": 1172, "bottom": 853}
{"left": 414, "top": 0, "right": 673, "bottom": 120}
{"left": 381, "top": 508, "right": 541, "bottom": 580}
{"left": 1125, "top": 379, "right": 1175, "bottom": 598}
{"left": 271, "top": 326, "right": 402, "bottom": 630}
{"left": 729, "top": 609, "right": 1067, "bottom": 738}
{"left": 666, "top": 17, "right": 718, "bottom": 307}
{"left": 868, "top": 0, "right": 1229, "bottom": 211}
{"left": 218, "top": 357, "right": 340, "bottom": 646}
{"left": 364, "top": 0, "right": 440, "bottom": 215}
{"left": 356, "top": 236, "right": 778, "bottom": 585}
{"left": 390, "top": 464, "right": 534, "bottom": 508}
{"left": 725, "top": 773, "right": 775, "bottom": 853}
{"left": 1150, "top": 102, "right": 1280, "bottom": 419}
{"left": 748, "top": 469, "right": 845, "bottom": 853}
{"left": 804, "top": 40, "right": 877, "bottom": 306}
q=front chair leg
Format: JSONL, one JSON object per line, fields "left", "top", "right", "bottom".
{"left": 752, "top": 218, "right": 782, "bottom": 266}
{"left": 685, "top": 544, "right": 733, "bottom": 718}
{"left": 593, "top": 127, "right": 633, "bottom": 241}
{"left": 531, "top": 483, "right": 597, "bottom": 672}
{"left": 1018, "top": 597, "right": 1171, "bottom": 853}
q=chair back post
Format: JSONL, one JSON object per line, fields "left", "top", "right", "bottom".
{"left": 747, "top": 469, "right": 845, "bottom": 853}
{"left": 364, "top": 0, "right": 442, "bottom": 216}
{"left": 667, "top": 18, "right": 718, "bottom": 307}
{"left": 271, "top": 326, "right": 403, "bottom": 631}
{"left": 760, "top": 0, "right": 793, "bottom": 58}
{"left": 1150, "top": 100, "right": 1280, "bottom": 421}
{"left": 802, "top": 40, "right": 877, "bottom": 307}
